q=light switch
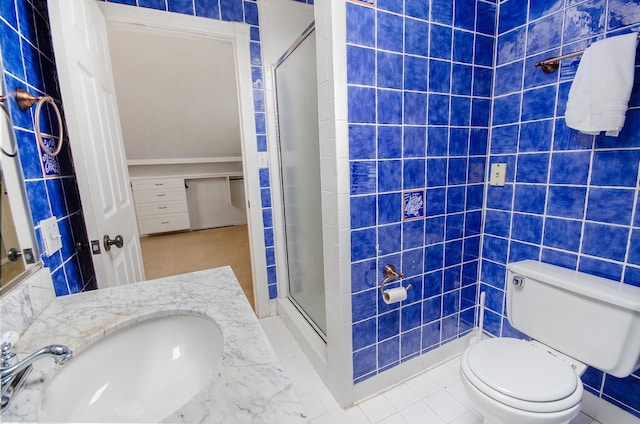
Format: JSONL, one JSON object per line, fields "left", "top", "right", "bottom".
{"left": 489, "top": 163, "right": 507, "bottom": 186}
{"left": 40, "top": 216, "right": 62, "bottom": 257}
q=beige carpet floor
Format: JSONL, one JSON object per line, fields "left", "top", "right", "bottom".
{"left": 140, "top": 225, "right": 254, "bottom": 310}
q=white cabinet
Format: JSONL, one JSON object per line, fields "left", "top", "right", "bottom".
{"left": 131, "top": 178, "right": 190, "bottom": 235}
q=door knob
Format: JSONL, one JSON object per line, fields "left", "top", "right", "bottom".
{"left": 103, "top": 235, "right": 124, "bottom": 251}
{"left": 6, "top": 248, "right": 21, "bottom": 262}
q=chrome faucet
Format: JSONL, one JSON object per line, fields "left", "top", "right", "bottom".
{"left": 1, "top": 341, "right": 72, "bottom": 411}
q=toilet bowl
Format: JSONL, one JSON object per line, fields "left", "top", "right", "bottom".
{"left": 460, "top": 338, "right": 583, "bottom": 424}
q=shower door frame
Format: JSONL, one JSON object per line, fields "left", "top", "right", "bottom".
{"left": 272, "top": 23, "right": 327, "bottom": 341}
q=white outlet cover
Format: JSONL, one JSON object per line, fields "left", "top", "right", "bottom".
{"left": 40, "top": 216, "right": 62, "bottom": 257}
{"left": 489, "top": 163, "right": 507, "bottom": 186}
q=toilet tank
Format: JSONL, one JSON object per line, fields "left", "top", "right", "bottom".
{"left": 506, "top": 260, "right": 640, "bottom": 377}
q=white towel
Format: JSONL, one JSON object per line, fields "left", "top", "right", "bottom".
{"left": 565, "top": 33, "right": 638, "bottom": 137}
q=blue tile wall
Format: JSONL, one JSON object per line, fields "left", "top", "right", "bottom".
{"left": 348, "top": 0, "right": 493, "bottom": 383}
{"left": 0, "top": 0, "right": 96, "bottom": 295}
{"left": 487, "top": 0, "right": 640, "bottom": 416}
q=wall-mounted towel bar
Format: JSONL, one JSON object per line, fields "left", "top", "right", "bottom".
{"left": 534, "top": 33, "right": 640, "bottom": 74}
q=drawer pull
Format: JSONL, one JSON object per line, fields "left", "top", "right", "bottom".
{"left": 156, "top": 194, "right": 166, "bottom": 197}
{"left": 161, "top": 221, "right": 170, "bottom": 224}
{"left": 154, "top": 183, "right": 165, "bottom": 186}
{"left": 158, "top": 206, "right": 168, "bottom": 209}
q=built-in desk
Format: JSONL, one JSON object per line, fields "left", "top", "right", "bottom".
{"left": 128, "top": 158, "right": 246, "bottom": 235}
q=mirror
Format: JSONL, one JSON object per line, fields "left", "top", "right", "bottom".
{"left": 0, "top": 49, "right": 42, "bottom": 296}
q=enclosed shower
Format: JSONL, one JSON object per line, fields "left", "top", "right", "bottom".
{"left": 274, "top": 26, "right": 326, "bottom": 337}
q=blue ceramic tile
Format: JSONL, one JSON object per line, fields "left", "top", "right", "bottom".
{"left": 378, "top": 309, "right": 400, "bottom": 340}
{"left": 452, "top": 64, "right": 472, "bottom": 95}
{"left": 443, "top": 290, "right": 460, "bottom": 316}
{"left": 514, "top": 184, "right": 546, "bottom": 214}
{"left": 498, "top": 0, "right": 528, "bottom": 34}
{"left": 378, "top": 89, "right": 403, "bottom": 124}
{"left": 485, "top": 210, "right": 511, "bottom": 237}
{"left": 516, "top": 153, "right": 549, "bottom": 183}
{"left": 250, "top": 42, "right": 261, "bottom": 66}
{"left": 543, "top": 217, "right": 582, "bottom": 252}
{"left": 448, "top": 158, "right": 467, "bottom": 185}
{"left": 509, "top": 241, "right": 540, "bottom": 262}
{"left": 264, "top": 228, "right": 274, "bottom": 246}
{"left": 353, "top": 318, "right": 377, "bottom": 349}
{"left": 244, "top": 1, "right": 259, "bottom": 24}
{"left": 404, "top": 55, "right": 428, "bottom": 91}
{"left": 586, "top": 188, "right": 634, "bottom": 225}
{"left": 377, "top": 126, "right": 401, "bottom": 159}
{"left": 597, "top": 108, "right": 640, "bottom": 149}
{"left": 268, "top": 282, "right": 277, "bottom": 299}
{"left": 378, "top": 192, "right": 402, "bottom": 224}
{"left": 546, "top": 186, "right": 586, "bottom": 219}
{"left": 51, "top": 268, "right": 69, "bottom": 297}
{"left": 627, "top": 230, "right": 640, "bottom": 266}
{"left": 350, "top": 161, "right": 377, "bottom": 194}
{"left": 463, "top": 236, "right": 481, "bottom": 261}
{"left": 379, "top": 160, "right": 403, "bottom": 192}
{"left": 26, "top": 180, "right": 51, "bottom": 224}
{"left": 591, "top": 150, "right": 640, "bottom": 187}
{"left": 454, "top": 0, "right": 475, "bottom": 30}
{"left": 476, "top": 1, "right": 496, "bottom": 36}
{"left": 430, "top": 24, "right": 452, "bottom": 60}
{"left": 377, "top": 51, "right": 403, "bottom": 89}
{"left": 480, "top": 259, "right": 507, "bottom": 289}
{"left": 541, "top": 248, "right": 577, "bottom": 269}
{"left": 494, "top": 61, "right": 524, "bottom": 96}
{"left": 378, "top": 336, "right": 399, "bottom": 368}
{"left": 46, "top": 178, "right": 67, "bottom": 219}
{"left": 474, "top": 35, "right": 495, "bottom": 67}
{"left": 351, "top": 196, "right": 377, "bottom": 228}
{"left": 349, "top": 125, "right": 376, "bottom": 160}
{"left": 406, "top": 0, "right": 429, "bottom": 20}
{"left": 260, "top": 188, "right": 271, "bottom": 208}
{"left": 450, "top": 96, "right": 471, "bottom": 126}
{"left": 401, "top": 328, "right": 421, "bottom": 358}
{"left": 497, "top": 27, "right": 526, "bottom": 65}
{"left": 425, "top": 216, "right": 445, "bottom": 245}
{"left": 404, "top": 93, "right": 427, "bottom": 125}
{"left": 347, "top": 46, "right": 376, "bottom": 86}
{"left": 378, "top": 224, "right": 402, "bottom": 255}
{"left": 522, "top": 85, "right": 557, "bottom": 121}
{"left": 473, "top": 66, "right": 493, "bottom": 97}
{"left": 167, "top": 0, "right": 194, "bottom": 14}
{"left": 405, "top": 18, "right": 430, "bottom": 56}
{"left": 524, "top": 50, "right": 561, "bottom": 90}
{"left": 16, "top": 0, "right": 36, "bottom": 42}
{"left": 529, "top": 0, "right": 562, "bottom": 20}
{"left": 608, "top": 0, "right": 640, "bottom": 29}
{"left": 401, "top": 303, "right": 422, "bottom": 331}
{"left": 346, "top": 3, "right": 375, "bottom": 47}
{"left": 466, "top": 184, "right": 484, "bottom": 210}
{"left": 351, "top": 228, "right": 377, "bottom": 261}
{"left": 492, "top": 94, "right": 521, "bottom": 125}
{"left": 403, "top": 219, "right": 425, "bottom": 248}
{"left": 431, "top": 0, "right": 452, "bottom": 24}
{"left": 453, "top": 29, "right": 474, "bottom": 63}
{"left": 445, "top": 213, "right": 464, "bottom": 241}
{"left": 348, "top": 86, "right": 376, "bottom": 123}
{"left": 403, "top": 159, "right": 426, "bottom": 189}
{"left": 624, "top": 267, "right": 640, "bottom": 288}
{"left": 552, "top": 119, "right": 595, "bottom": 150}
{"left": 579, "top": 258, "right": 623, "bottom": 282}
{"left": 563, "top": 0, "right": 605, "bottom": 43}
{"left": 490, "top": 124, "right": 518, "bottom": 154}
{"left": 582, "top": 223, "right": 629, "bottom": 262}
{"left": 428, "top": 126, "right": 449, "bottom": 156}
{"left": 470, "top": 128, "right": 489, "bottom": 155}
{"left": 378, "top": 11, "right": 404, "bottom": 53}
{"left": 465, "top": 210, "right": 483, "bottom": 236}
{"left": 422, "top": 320, "right": 441, "bottom": 349}
{"left": 483, "top": 236, "right": 509, "bottom": 263}
{"left": 486, "top": 184, "right": 513, "bottom": 210}
{"left": 403, "top": 126, "right": 426, "bottom": 156}
{"left": 471, "top": 98, "right": 491, "bottom": 126}
{"left": 512, "top": 213, "right": 543, "bottom": 244}
{"left": 1, "top": 20, "right": 25, "bottom": 80}
{"left": 519, "top": 120, "right": 553, "bottom": 152}
{"left": 424, "top": 271, "right": 443, "bottom": 298}
{"left": 428, "top": 59, "right": 451, "bottom": 93}
{"left": 447, "top": 186, "right": 466, "bottom": 213}
{"left": 425, "top": 243, "right": 444, "bottom": 271}
{"left": 450, "top": 128, "right": 469, "bottom": 156}
{"left": 428, "top": 94, "right": 450, "bottom": 125}
{"left": 526, "top": 12, "right": 563, "bottom": 55}
{"left": 378, "top": 0, "right": 403, "bottom": 13}
{"left": 0, "top": 0, "right": 18, "bottom": 29}
{"left": 195, "top": 0, "right": 219, "bottom": 18}
{"left": 352, "top": 259, "right": 378, "bottom": 292}
{"left": 256, "top": 135, "right": 267, "bottom": 152}
{"left": 352, "top": 290, "right": 377, "bottom": 322}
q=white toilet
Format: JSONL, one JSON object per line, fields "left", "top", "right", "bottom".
{"left": 460, "top": 260, "right": 640, "bottom": 424}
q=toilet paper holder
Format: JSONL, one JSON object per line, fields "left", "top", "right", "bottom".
{"left": 379, "top": 264, "right": 412, "bottom": 297}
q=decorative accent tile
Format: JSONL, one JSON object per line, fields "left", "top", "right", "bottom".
{"left": 403, "top": 190, "right": 425, "bottom": 221}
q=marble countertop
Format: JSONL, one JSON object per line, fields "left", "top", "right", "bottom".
{"left": 3, "top": 267, "right": 308, "bottom": 423}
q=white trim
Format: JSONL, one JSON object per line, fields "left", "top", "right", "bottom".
{"left": 127, "top": 157, "right": 242, "bottom": 166}
{"left": 99, "top": 2, "right": 269, "bottom": 317}
{"left": 581, "top": 390, "right": 640, "bottom": 424}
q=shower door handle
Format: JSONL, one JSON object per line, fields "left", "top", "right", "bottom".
{"left": 103, "top": 234, "right": 124, "bottom": 251}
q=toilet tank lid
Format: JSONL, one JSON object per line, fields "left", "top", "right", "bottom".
{"left": 507, "top": 260, "right": 640, "bottom": 312}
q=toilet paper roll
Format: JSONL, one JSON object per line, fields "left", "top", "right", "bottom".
{"left": 383, "top": 287, "right": 407, "bottom": 304}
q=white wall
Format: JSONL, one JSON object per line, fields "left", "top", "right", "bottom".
{"left": 107, "top": 24, "right": 242, "bottom": 160}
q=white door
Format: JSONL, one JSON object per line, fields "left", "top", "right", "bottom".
{"left": 48, "top": 0, "right": 144, "bottom": 287}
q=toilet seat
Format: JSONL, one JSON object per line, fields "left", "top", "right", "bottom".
{"left": 461, "top": 338, "right": 583, "bottom": 413}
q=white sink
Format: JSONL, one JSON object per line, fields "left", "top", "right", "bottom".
{"left": 38, "top": 314, "right": 223, "bottom": 423}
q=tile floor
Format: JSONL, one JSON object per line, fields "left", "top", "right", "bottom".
{"left": 260, "top": 316, "right": 602, "bottom": 424}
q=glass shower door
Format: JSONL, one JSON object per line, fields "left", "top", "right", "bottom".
{"left": 274, "top": 27, "right": 326, "bottom": 337}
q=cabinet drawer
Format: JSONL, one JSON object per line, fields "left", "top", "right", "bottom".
{"left": 131, "top": 178, "right": 184, "bottom": 191}
{"left": 139, "top": 213, "right": 190, "bottom": 234}
{"left": 133, "top": 188, "right": 186, "bottom": 204}
{"left": 136, "top": 200, "right": 187, "bottom": 217}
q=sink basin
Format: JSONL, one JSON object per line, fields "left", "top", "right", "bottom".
{"left": 38, "top": 314, "right": 223, "bottom": 422}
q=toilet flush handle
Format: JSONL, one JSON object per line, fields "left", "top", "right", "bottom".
{"left": 512, "top": 275, "right": 525, "bottom": 288}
